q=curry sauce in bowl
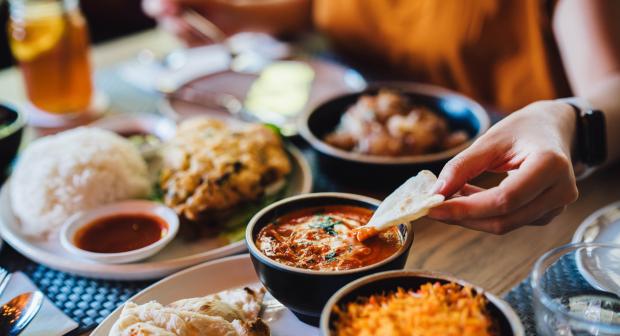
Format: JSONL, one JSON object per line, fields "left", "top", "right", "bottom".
{"left": 246, "top": 193, "right": 413, "bottom": 325}
{"left": 256, "top": 206, "right": 402, "bottom": 271}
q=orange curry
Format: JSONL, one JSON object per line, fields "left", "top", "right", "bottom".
{"left": 256, "top": 205, "right": 402, "bottom": 271}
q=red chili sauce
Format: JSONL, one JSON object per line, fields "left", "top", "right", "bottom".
{"left": 74, "top": 214, "right": 167, "bottom": 253}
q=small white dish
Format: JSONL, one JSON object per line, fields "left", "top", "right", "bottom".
{"left": 572, "top": 200, "right": 620, "bottom": 244}
{"left": 60, "top": 200, "right": 179, "bottom": 264}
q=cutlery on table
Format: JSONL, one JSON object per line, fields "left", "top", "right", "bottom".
{"left": 181, "top": 9, "right": 267, "bottom": 74}
{"left": 0, "top": 291, "right": 44, "bottom": 336}
{"left": 0, "top": 268, "right": 11, "bottom": 297}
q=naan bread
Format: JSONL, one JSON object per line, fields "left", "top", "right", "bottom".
{"left": 169, "top": 285, "right": 264, "bottom": 322}
{"left": 364, "top": 170, "right": 444, "bottom": 234}
{"left": 109, "top": 285, "right": 268, "bottom": 336}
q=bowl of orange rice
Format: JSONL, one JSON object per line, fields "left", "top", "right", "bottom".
{"left": 320, "top": 270, "right": 524, "bottom": 336}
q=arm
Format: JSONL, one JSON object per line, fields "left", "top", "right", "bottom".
{"left": 428, "top": 0, "right": 620, "bottom": 234}
{"left": 554, "top": 0, "right": 620, "bottom": 165}
{"left": 143, "top": 0, "right": 312, "bottom": 46}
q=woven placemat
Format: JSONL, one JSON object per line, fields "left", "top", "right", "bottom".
{"left": 0, "top": 245, "right": 151, "bottom": 334}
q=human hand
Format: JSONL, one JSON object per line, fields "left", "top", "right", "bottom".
{"left": 143, "top": 0, "right": 209, "bottom": 46}
{"left": 142, "top": 0, "right": 311, "bottom": 46}
{"left": 428, "top": 101, "right": 579, "bottom": 234}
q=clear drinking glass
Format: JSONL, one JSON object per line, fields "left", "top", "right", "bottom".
{"left": 531, "top": 243, "right": 620, "bottom": 335}
{"left": 7, "top": 0, "right": 93, "bottom": 115}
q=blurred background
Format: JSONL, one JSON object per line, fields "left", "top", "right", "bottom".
{"left": 0, "top": 0, "right": 155, "bottom": 69}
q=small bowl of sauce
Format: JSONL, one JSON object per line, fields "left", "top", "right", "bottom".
{"left": 60, "top": 200, "right": 179, "bottom": 264}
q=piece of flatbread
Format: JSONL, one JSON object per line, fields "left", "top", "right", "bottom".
{"left": 109, "top": 284, "right": 268, "bottom": 336}
{"left": 358, "top": 170, "right": 444, "bottom": 241}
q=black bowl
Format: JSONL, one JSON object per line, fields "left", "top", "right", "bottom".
{"left": 245, "top": 193, "right": 414, "bottom": 325}
{"left": 320, "top": 270, "right": 525, "bottom": 336}
{"left": 0, "top": 104, "right": 26, "bottom": 180}
{"left": 298, "top": 82, "right": 490, "bottom": 188}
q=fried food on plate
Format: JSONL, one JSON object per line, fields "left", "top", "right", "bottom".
{"left": 325, "top": 89, "right": 469, "bottom": 156}
{"left": 109, "top": 284, "right": 269, "bottom": 336}
{"left": 160, "top": 118, "right": 291, "bottom": 222}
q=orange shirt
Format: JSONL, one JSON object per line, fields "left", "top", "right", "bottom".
{"left": 313, "top": 0, "right": 572, "bottom": 112}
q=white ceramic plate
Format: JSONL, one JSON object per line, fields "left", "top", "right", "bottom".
{"left": 0, "top": 146, "right": 312, "bottom": 280}
{"left": 572, "top": 200, "right": 620, "bottom": 293}
{"left": 91, "top": 254, "right": 319, "bottom": 335}
{"left": 572, "top": 200, "right": 620, "bottom": 244}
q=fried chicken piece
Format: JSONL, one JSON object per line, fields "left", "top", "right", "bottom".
{"left": 324, "top": 90, "right": 469, "bottom": 156}
{"left": 387, "top": 107, "right": 449, "bottom": 154}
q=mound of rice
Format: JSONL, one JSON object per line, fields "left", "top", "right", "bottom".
{"left": 10, "top": 127, "right": 152, "bottom": 238}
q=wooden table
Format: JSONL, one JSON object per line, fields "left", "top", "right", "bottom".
{"left": 407, "top": 165, "right": 620, "bottom": 294}
{"left": 1, "top": 28, "right": 619, "bottom": 301}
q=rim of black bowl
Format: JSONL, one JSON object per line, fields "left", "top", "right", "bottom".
{"left": 0, "top": 104, "right": 27, "bottom": 140}
{"left": 245, "top": 192, "right": 414, "bottom": 276}
{"left": 319, "top": 269, "right": 525, "bottom": 336}
{"left": 298, "top": 81, "right": 491, "bottom": 165}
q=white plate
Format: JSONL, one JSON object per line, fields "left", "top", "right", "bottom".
{"left": 572, "top": 200, "right": 620, "bottom": 293}
{"left": 91, "top": 254, "right": 319, "bottom": 335}
{"left": 0, "top": 146, "right": 312, "bottom": 280}
{"left": 572, "top": 200, "right": 620, "bottom": 244}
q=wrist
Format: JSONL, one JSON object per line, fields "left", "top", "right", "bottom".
{"left": 546, "top": 100, "right": 578, "bottom": 159}
{"left": 554, "top": 97, "right": 607, "bottom": 179}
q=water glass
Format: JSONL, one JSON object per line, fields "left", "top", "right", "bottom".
{"left": 531, "top": 243, "right": 620, "bottom": 335}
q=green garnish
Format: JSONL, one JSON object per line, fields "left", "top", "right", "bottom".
{"left": 149, "top": 182, "right": 164, "bottom": 202}
{"left": 217, "top": 187, "right": 287, "bottom": 243}
{"left": 309, "top": 215, "right": 341, "bottom": 236}
{"left": 325, "top": 251, "right": 338, "bottom": 262}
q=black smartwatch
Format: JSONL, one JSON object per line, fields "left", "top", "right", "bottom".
{"left": 564, "top": 102, "right": 607, "bottom": 167}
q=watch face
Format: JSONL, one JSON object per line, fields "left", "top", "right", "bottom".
{"left": 582, "top": 109, "right": 607, "bottom": 166}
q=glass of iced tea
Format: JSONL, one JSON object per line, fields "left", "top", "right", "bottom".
{"left": 7, "top": 0, "right": 93, "bottom": 116}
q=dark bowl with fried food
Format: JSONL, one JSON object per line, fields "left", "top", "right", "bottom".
{"left": 298, "top": 82, "right": 490, "bottom": 188}
{"left": 246, "top": 193, "right": 413, "bottom": 326}
{"left": 320, "top": 270, "right": 524, "bottom": 336}
{"left": 0, "top": 104, "right": 26, "bottom": 180}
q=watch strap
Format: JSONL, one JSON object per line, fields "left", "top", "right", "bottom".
{"left": 556, "top": 97, "right": 607, "bottom": 167}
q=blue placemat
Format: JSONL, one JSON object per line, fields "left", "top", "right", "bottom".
{"left": 0, "top": 245, "right": 151, "bottom": 335}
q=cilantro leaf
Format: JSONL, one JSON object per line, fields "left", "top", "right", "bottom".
{"left": 325, "top": 251, "right": 338, "bottom": 262}
{"left": 309, "top": 216, "right": 341, "bottom": 236}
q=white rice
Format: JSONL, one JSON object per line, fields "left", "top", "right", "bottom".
{"left": 10, "top": 127, "right": 152, "bottom": 238}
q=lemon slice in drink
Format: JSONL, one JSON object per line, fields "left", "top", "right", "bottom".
{"left": 9, "top": 14, "right": 65, "bottom": 62}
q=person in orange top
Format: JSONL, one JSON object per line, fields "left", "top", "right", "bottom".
{"left": 143, "top": 0, "right": 620, "bottom": 234}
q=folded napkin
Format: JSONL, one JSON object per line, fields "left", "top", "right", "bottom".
{"left": 0, "top": 272, "right": 78, "bottom": 336}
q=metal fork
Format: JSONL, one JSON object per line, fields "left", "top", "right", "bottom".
{"left": 0, "top": 268, "right": 12, "bottom": 298}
